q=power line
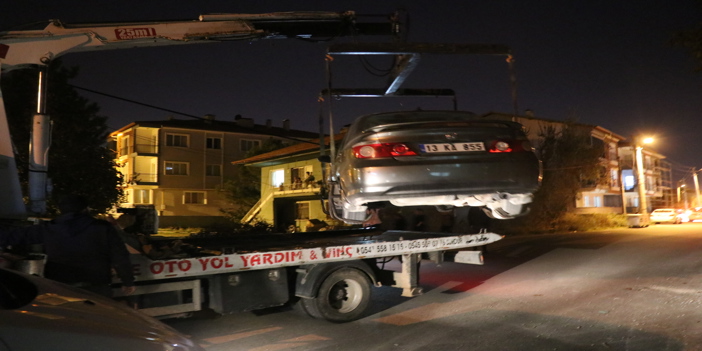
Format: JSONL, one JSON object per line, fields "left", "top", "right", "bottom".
{"left": 70, "top": 84, "right": 319, "bottom": 146}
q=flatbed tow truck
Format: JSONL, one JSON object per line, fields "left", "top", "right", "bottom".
{"left": 0, "top": 10, "right": 511, "bottom": 323}
{"left": 121, "top": 227, "right": 500, "bottom": 322}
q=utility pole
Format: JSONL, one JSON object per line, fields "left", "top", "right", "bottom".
{"left": 620, "top": 168, "right": 627, "bottom": 214}
{"left": 633, "top": 136, "right": 653, "bottom": 224}
{"left": 635, "top": 142, "right": 648, "bottom": 215}
{"left": 693, "top": 168, "right": 701, "bottom": 207}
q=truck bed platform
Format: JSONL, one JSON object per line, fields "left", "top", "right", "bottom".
{"left": 132, "top": 229, "right": 502, "bottom": 281}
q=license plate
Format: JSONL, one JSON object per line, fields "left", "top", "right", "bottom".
{"left": 421, "top": 142, "right": 485, "bottom": 153}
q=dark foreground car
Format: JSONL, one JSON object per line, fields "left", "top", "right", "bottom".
{"left": 328, "top": 110, "right": 542, "bottom": 223}
{"left": 0, "top": 267, "right": 203, "bottom": 351}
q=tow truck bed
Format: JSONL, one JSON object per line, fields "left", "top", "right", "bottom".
{"left": 116, "top": 228, "right": 501, "bottom": 321}
{"left": 132, "top": 229, "right": 502, "bottom": 281}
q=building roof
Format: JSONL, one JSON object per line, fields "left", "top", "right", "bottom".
{"left": 110, "top": 116, "right": 319, "bottom": 140}
{"left": 482, "top": 111, "right": 627, "bottom": 141}
{"left": 233, "top": 133, "right": 346, "bottom": 167}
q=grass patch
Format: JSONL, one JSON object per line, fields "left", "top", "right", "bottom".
{"left": 492, "top": 213, "right": 629, "bottom": 235}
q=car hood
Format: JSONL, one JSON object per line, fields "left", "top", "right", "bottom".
{"left": 0, "top": 269, "right": 202, "bottom": 351}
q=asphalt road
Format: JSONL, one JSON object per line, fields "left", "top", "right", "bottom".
{"left": 165, "top": 224, "right": 702, "bottom": 351}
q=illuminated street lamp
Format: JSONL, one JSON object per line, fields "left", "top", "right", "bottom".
{"left": 635, "top": 136, "right": 653, "bottom": 217}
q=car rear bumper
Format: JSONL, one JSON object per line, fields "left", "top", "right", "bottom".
{"left": 650, "top": 217, "right": 678, "bottom": 223}
{"left": 339, "top": 154, "right": 541, "bottom": 207}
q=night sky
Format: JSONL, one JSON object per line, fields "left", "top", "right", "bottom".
{"left": 2, "top": 1, "right": 701, "bottom": 181}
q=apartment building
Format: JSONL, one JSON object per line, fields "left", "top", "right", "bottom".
{"left": 483, "top": 111, "right": 672, "bottom": 214}
{"left": 110, "top": 115, "right": 317, "bottom": 227}
{"left": 618, "top": 143, "right": 673, "bottom": 212}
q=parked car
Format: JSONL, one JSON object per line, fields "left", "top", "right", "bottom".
{"left": 687, "top": 208, "right": 702, "bottom": 222}
{"left": 676, "top": 209, "right": 691, "bottom": 223}
{"left": 0, "top": 267, "right": 204, "bottom": 351}
{"left": 328, "top": 110, "right": 542, "bottom": 223}
{"left": 649, "top": 208, "right": 683, "bottom": 224}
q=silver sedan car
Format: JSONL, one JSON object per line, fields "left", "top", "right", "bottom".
{"left": 0, "top": 267, "right": 204, "bottom": 351}
{"left": 328, "top": 110, "right": 542, "bottom": 223}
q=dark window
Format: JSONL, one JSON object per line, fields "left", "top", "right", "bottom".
{"left": 166, "top": 134, "right": 189, "bottom": 147}
{"left": 206, "top": 164, "right": 221, "bottom": 176}
{"left": 240, "top": 139, "right": 261, "bottom": 152}
{"left": 295, "top": 202, "right": 310, "bottom": 219}
{"left": 207, "top": 137, "right": 222, "bottom": 149}
{"left": 184, "top": 192, "right": 205, "bottom": 204}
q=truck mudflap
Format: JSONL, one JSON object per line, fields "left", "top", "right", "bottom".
{"left": 129, "top": 231, "right": 502, "bottom": 282}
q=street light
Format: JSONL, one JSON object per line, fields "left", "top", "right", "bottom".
{"left": 635, "top": 136, "right": 653, "bottom": 218}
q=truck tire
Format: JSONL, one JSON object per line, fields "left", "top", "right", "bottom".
{"left": 300, "top": 268, "right": 372, "bottom": 323}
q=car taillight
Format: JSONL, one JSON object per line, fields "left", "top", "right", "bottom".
{"left": 488, "top": 139, "right": 529, "bottom": 153}
{"left": 489, "top": 141, "right": 512, "bottom": 153}
{"left": 353, "top": 143, "right": 417, "bottom": 159}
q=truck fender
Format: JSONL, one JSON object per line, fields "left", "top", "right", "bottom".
{"left": 294, "top": 260, "right": 376, "bottom": 298}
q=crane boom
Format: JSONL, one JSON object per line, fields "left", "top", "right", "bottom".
{"left": 0, "top": 10, "right": 400, "bottom": 217}
{"left": 0, "top": 11, "right": 398, "bottom": 70}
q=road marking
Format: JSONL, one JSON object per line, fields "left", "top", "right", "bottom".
{"left": 648, "top": 285, "right": 702, "bottom": 295}
{"left": 374, "top": 281, "right": 464, "bottom": 325}
{"left": 247, "top": 334, "right": 331, "bottom": 351}
{"left": 202, "top": 326, "right": 282, "bottom": 344}
{"left": 374, "top": 302, "right": 445, "bottom": 325}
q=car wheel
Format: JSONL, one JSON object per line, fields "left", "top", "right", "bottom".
{"left": 300, "top": 268, "right": 372, "bottom": 323}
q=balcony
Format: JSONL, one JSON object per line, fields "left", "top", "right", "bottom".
{"left": 135, "top": 144, "right": 158, "bottom": 155}
{"left": 273, "top": 182, "right": 321, "bottom": 195}
{"left": 119, "top": 146, "right": 133, "bottom": 157}
{"left": 126, "top": 172, "right": 158, "bottom": 185}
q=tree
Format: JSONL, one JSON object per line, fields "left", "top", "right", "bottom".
{"left": 516, "top": 123, "right": 605, "bottom": 231}
{"left": 1, "top": 60, "right": 123, "bottom": 214}
{"left": 219, "top": 138, "right": 287, "bottom": 221}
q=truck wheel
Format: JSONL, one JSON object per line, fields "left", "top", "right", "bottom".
{"left": 300, "top": 268, "right": 372, "bottom": 323}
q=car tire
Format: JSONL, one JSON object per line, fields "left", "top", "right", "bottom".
{"left": 299, "top": 268, "right": 372, "bottom": 323}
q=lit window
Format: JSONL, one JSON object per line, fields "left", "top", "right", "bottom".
{"left": 120, "top": 135, "right": 131, "bottom": 156}
{"left": 271, "top": 169, "right": 284, "bottom": 187}
{"left": 134, "top": 189, "right": 151, "bottom": 204}
{"left": 165, "top": 161, "right": 188, "bottom": 175}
